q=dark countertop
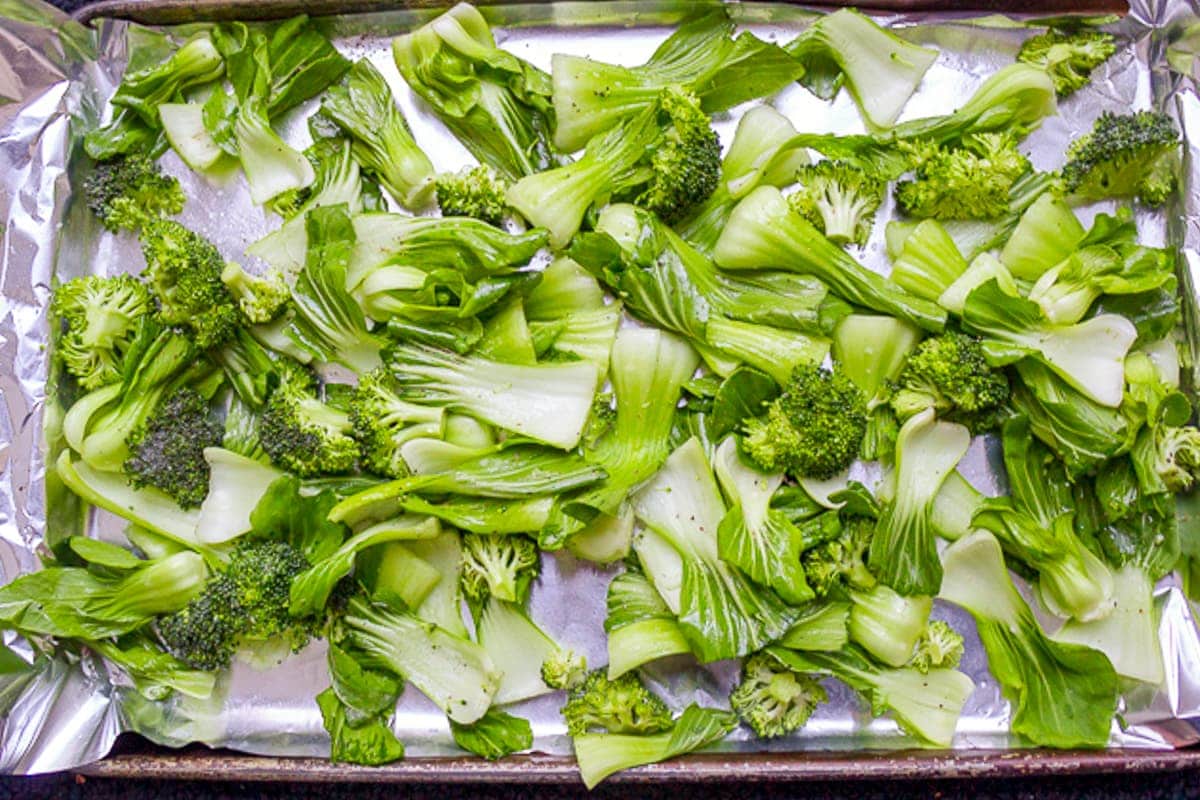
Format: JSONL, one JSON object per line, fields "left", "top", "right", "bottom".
{"left": 5, "top": 0, "right": 1194, "bottom": 797}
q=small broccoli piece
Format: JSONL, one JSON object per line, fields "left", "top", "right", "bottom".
{"left": 788, "top": 161, "right": 885, "bottom": 247}
{"left": 895, "top": 133, "right": 1030, "bottom": 220}
{"left": 803, "top": 516, "right": 877, "bottom": 597}
{"left": 730, "top": 652, "right": 827, "bottom": 739}
{"left": 1061, "top": 111, "right": 1180, "bottom": 206}
{"left": 347, "top": 368, "right": 444, "bottom": 478}
{"left": 51, "top": 275, "right": 153, "bottom": 390}
{"left": 220, "top": 262, "right": 289, "bottom": 325}
{"left": 259, "top": 361, "right": 358, "bottom": 477}
{"left": 889, "top": 331, "right": 1010, "bottom": 434}
{"left": 908, "top": 620, "right": 965, "bottom": 673}
{"left": 507, "top": 86, "right": 720, "bottom": 248}
{"left": 561, "top": 668, "right": 674, "bottom": 736}
{"left": 225, "top": 540, "right": 313, "bottom": 640}
{"left": 124, "top": 387, "right": 222, "bottom": 508}
{"left": 541, "top": 648, "right": 588, "bottom": 692}
{"left": 460, "top": 533, "right": 540, "bottom": 606}
{"left": 158, "top": 540, "right": 311, "bottom": 670}
{"left": 1017, "top": 29, "right": 1116, "bottom": 97}
{"left": 436, "top": 166, "right": 509, "bottom": 226}
{"left": 140, "top": 219, "right": 241, "bottom": 350}
{"left": 156, "top": 581, "right": 240, "bottom": 671}
{"left": 84, "top": 154, "right": 186, "bottom": 232}
{"left": 1154, "top": 425, "right": 1200, "bottom": 493}
{"left": 635, "top": 87, "right": 721, "bottom": 223}
{"left": 742, "top": 363, "right": 867, "bottom": 480}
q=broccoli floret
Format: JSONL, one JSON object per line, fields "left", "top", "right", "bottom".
{"left": 156, "top": 579, "right": 241, "bottom": 671}
{"left": 51, "top": 275, "right": 153, "bottom": 390}
{"left": 158, "top": 540, "right": 311, "bottom": 671}
{"left": 1154, "top": 425, "right": 1200, "bottom": 493}
{"left": 140, "top": 219, "right": 241, "bottom": 350}
{"left": 788, "top": 161, "right": 885, "bottom": 247}
{"left": 895, "top": 133, "right": 1030, "bottom": 220}
{"left": 459, "top": 533, "right": 540, "bottom": 606}
{"left": 259, "top": 361, "right": 358, "bottom": 477}
{"left": 347, "top": 368, "right": 444, "bottom": 478}
{"left": 507, "top": 86, "right": 719, "bottom": 248}
{"left": 1061, "top": 111, "right": 1180, "bottom": 206}
{"left": 124, "top": 387, "right": 222, "bottom": 508}
{"left": 908, "top": 620, "right": 965, "bottom": 673}
{"left": 540, "top": 648, "right": 588, "bottom": 691}
{"left": 742, "top": 363, "right": 867, "bottom": 480}
{"left": 561, "top": 668, "right": 674, "bottom": 736}
{"left": 1017, "top": 29, "right": 1116, "bottom": 97}
{"left": 635, "top": 87, "right": 721, "bottom": 223}
{"left": 436, "top": 166, "right": 509, "bottom": 226}
{"left": 220, "top": 262, "right": 289, "bottom": 325}
{"left": 803, "top": 516, "right": 877, "bottom": 597}
{"left": 889, "top": 332, "right": 1010, "bottom": 434}
{"left": 225, "top": 540, "right": 312, "bottom": 639}
{"left": 84, "top": 154, "right": 186, "bottom": 232}
{"left": 730, "top": 652, "right": 827, "bottom": 739}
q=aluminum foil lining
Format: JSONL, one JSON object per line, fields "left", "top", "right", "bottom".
{"left": 3, "top": 0, "right": 1200, "bottom": 774}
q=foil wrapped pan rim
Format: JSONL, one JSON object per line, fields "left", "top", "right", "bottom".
{"left": 1, "top": 0, "right": 1200, "bottom": 775}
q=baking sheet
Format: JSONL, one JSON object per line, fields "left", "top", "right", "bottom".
{"left": 2, "top": 0, "right": 1200, "bottom": 775}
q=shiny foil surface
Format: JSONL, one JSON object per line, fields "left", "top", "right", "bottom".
{"left": 2, "top": 0, "right": 1200, "bottom": 774}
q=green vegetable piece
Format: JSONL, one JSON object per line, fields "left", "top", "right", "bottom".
{"left": 895, "top": 133, "right": 1030, "bottom": 221}
{"left": 259, "top": 361, "right": 358, "bottom": 478}
{"left": 1017, "top": 29, "right": 1116, "bottom": 97}
{"left": 51, "top": 275, "right": 153, "bottom": 391}
{"left": 869, "top": 409, "right": 970, "bottom": 596}
{"left": 0, "top": 551, "right": 206, "bottom": 640}
{"left": 713, "top": 437, "right": 814, "bottom": 605}
{"left": 140, "top": 220, "right": 241, "bottom": 350}
{"left": 125, "top": 387, "right": 223, "bottom": 509}
{"left": 767, "top": 645, "right": 973, "bottom": 747}
{"left": 343, "top": 596, "right": 500, "bottom": 724}
{"left": 939, "top": 530, "right": 1119, "bottom": 748}
{"left": 84, "top": 154, "right": 185, "bottom": 232}
{"left": 889, "top": 331, "right": 1010, "bottom": 434}
{"left": 741, "top": 363, "right": 867, "bottom": 481}
{"left": 632, "top": 438, "right": 799, "bottom": 662}
{"left": 1061, "top": 111, "right": 1180, "bottom": 206}
{"left": 450, "top": 708, "right": 533, "bottom": 761}
{"left": 436, "top": 166, "right": 509, "bottom": 226}
{"left": 603, "top": 565, "right": 691, "bottom": 679}
{"left": 392, "top": 3, "right": 557, "bottom": 180}
{"left": 552, "top": 7, "right": 801, "bottom": 152}
{"left": 573, "top": 704, "right": 737, "bottom": 789}
{"left": 786, "top": 9, "right": 937, "bottom": 130}
{"left": 714, "top": 186, "right": 947, "bottom": 332}
{"left": 322, "top": 59, "right": 435, "bottom": 209}
{"left": 789, "top": 160, "right": 885, "bottom": 246}
{"left": 507, "top": 86, "right": 720, "bottom": 248}
{"left": 317, "top": 688, "right": 405, "bottom": 766}
{"left": 730, "top": 651, "right": 827, "bottom": 739}
{"left": 84, "top": 35, "right": 225, "bottom": 160}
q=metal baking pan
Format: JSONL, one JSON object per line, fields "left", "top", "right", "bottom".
{"left": 22, "top": 0, "right": 1200, "bottom": 785}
